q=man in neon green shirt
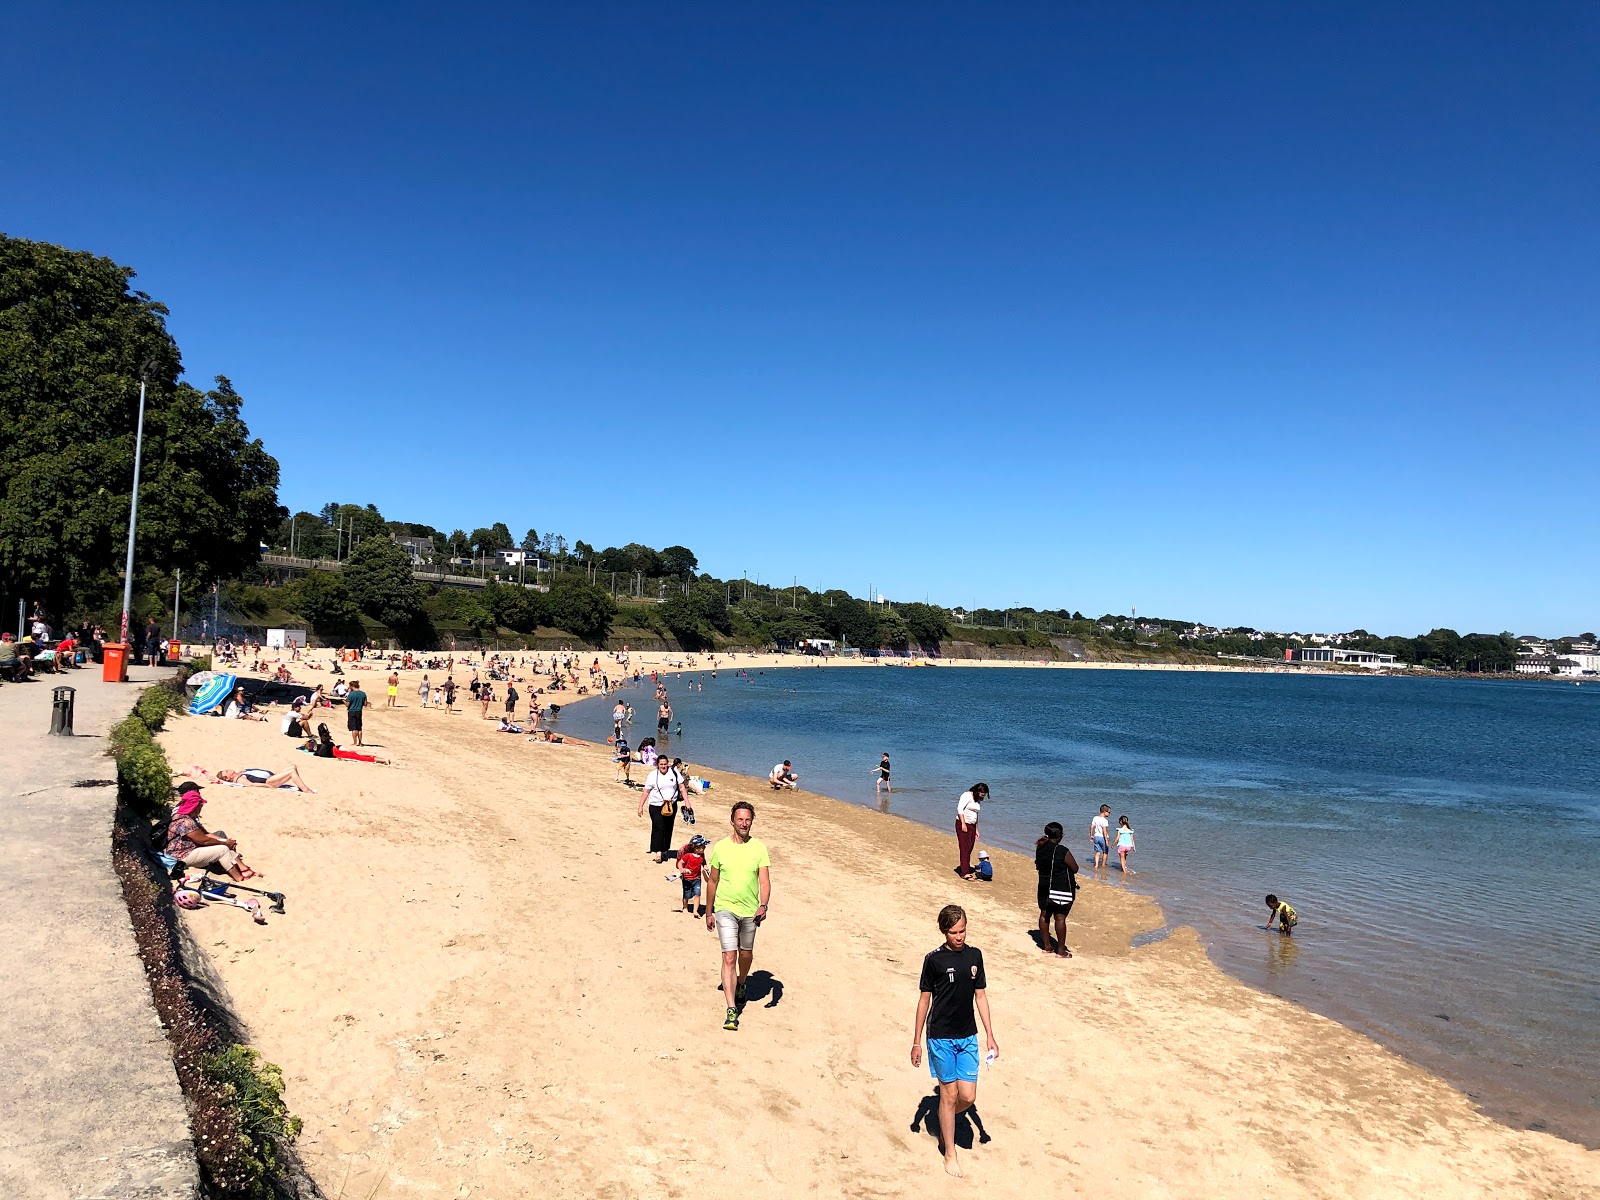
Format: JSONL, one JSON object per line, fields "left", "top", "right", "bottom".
{"left": 704, "top": 800, "right": 772, "bottom": 1032}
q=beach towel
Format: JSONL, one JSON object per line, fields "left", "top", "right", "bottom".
{"left": 189, "top": 672, "right": 237, "bottom": 715}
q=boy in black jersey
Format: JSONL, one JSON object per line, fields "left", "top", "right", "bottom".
{"left": 910, "top": 904, "right": 999, "bottom": 1177}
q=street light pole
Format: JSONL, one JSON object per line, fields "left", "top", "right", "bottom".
{"left": 119, "top": 366, "right": 152, "bottom": 646}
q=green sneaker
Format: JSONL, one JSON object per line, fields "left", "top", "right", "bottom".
{"left": 723, "top": 1007, "right": 739, "bottom": 1031}
{"left": 735, "top": 981, "right": 747, "bottom": 1009}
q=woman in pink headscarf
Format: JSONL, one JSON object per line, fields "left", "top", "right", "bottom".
{"left": 163, "top": 783, "right": 260, "bottom": 881}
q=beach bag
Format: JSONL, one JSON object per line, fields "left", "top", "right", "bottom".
{"left": 1047, "top": 849, "right": 1075, "bottom": 908}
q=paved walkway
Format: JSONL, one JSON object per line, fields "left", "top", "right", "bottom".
{"left": 0, "top": 666, "right": 199, "bottom": 1199}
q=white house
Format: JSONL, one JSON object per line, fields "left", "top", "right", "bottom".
{"left": 495, "top": 549, "right": 542, "bottom": 568}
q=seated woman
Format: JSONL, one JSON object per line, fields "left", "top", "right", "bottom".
{"left": 496, "top": 716, "right": 524, "bottom": 733}
{"left": 223, "top": 685, "right": 267, "bottom": 721}
{"left": 164, "top": 783, "right": 261, "bottom": 882}
{"left": 304, "top": 722, "right": 390, "bottom": 764}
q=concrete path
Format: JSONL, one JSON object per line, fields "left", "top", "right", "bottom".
{"left": 0, "top": 666, "right": 199, "bottom": 1199}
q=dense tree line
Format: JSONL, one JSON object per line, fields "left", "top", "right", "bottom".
{"left": 1, "top": 235, "right": 282, "bottom": 624}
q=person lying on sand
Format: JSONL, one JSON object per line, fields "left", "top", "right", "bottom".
{"left": 301, "top": 722, "right": 391, "bottom": 764}
{"left": 186, "top": 764, "right": 316, "bottom": 792}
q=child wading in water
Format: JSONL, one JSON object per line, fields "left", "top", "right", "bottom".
{"left": 1265, "top": 894, "right": 1297, "bottom": 935}
{"left": 1115, "top": 814, "right": 1136, "bottom": 874}
{"left": 911, "top": 904, "right": 999, "bottom": 1178}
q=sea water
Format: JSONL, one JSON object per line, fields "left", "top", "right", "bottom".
{"left": 565, "top": 665, "right": 1600, "bottom": 1144}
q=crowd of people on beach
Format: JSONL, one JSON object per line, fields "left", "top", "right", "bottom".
{"left": 141, "top": 636, "right": 1308, "bottom": 1177}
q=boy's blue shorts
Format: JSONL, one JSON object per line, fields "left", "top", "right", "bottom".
{"left": 927, "top": 1035, "right": 980, "bottom": 1084}
{"left": 1092, "top": 836, "right": 1109, "bottom": 855}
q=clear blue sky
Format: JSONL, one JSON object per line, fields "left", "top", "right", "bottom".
{"left": 5, "top": 3, "right": 1596, "bottom": 635}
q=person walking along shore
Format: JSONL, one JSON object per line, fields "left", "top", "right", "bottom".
{"left": 704, "top": 801, "right": 771, "bottom": 1032}
{"left": 639, "top": 756, "right": 682, "bottom": 863}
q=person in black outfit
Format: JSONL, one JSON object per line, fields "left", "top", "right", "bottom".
{"left": 1035, "top": 821, "right": 1079, "bottom": 958}
{"left": 910, "top": 904, "right": 999, "bottom": 1178}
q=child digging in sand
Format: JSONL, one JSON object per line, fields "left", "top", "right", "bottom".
{"left": 1265, "top": 894, "right": 1298, "bottom": 935}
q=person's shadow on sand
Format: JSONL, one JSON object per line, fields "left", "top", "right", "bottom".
{"left": 708, "top": 970, "right": 784, "bottom": 1008}
{"left": 909, "top": 1090, "right": 989, "bottom": 1153}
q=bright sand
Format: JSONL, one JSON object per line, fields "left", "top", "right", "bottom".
{"left": 158, "top": 656, "right": 1599, "bottom": 1198}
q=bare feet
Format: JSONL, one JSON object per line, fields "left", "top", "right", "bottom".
{"left": 944, "top": 1155, "right": 962, "bottom": 1177}
{"left": 1056, "top": 948, "right": 1073, "bottom": 958}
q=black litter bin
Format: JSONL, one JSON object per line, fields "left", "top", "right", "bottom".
{"left": 50, "top": 685, "right": 76, "bottom": 735}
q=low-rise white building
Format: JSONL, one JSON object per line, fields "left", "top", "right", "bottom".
{"left": 1287, "top": 647, "right": 1398, "bottom": 667}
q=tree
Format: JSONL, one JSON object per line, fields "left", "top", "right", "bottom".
{"left": 898, "top": 602, "right": 950, "bottom": 647}
{"left": 489, "top": 522, "right": 512, "bottom": 549}
{"left": 520, "top": 528, "right": 541, "bottom": 552}
{"left": 275, "top": 511, "right": 337, "bottom": 559}
{"left": 287, "top": 570, "right": 363, "bottom": 639}
{"left": 483, "top": 579, "right": 548, "bottom": 632}
{"left": 469, "top": 527, "right": 499, "bottom": 558}
{"left": 342, "top": 537, "right": 425, "bottom": 628}
{"left": 0, "top": 236, "right": 284, "bottom": 620}
{"left": 545, "top": 575, "right": 616, "bottom": 645}
{"left": 659, "top": 545, "right": 699, "bottom": 579}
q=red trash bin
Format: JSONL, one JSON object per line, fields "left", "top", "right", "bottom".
{"left": 167, "top": 639, "right": 182, "bottom": 662}
{"left": 102, "top": 643, "right": 129, "bottom": 682}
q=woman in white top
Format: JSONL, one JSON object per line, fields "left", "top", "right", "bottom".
{"left": 955, "top": 782, "right": 990, "bottom": 879}
{"left": 639, "top": 759, "right": 682, "bottom": 862}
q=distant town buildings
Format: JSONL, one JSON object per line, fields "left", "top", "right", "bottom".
{"left": 391, "top": 534, "right": 435, "bottom": 564}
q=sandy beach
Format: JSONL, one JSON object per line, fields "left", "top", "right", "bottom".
{"left": 155, "top": 654, "right": 1599, "bottom": 1198}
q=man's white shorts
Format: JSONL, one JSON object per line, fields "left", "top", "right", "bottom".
{"left": 714, "top": 910, "right": 758, "bottom": 952}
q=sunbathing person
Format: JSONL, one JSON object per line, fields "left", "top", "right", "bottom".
{"left": 188, "top": 764, "right": 316, "bottom": 792}
{"left": 304, "top": 722, "right": 390, "bottom": 764}
{"left": 496, "top": 716, "right": 525, "bottom": 734}
{"left": 164, "top": 783, "right": 261, "bottom": 881}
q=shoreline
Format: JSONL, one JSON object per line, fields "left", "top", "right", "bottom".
{"left": 155, "top": 655, "right": 1599, "bottom": 1195}
{"left": 567, "top": 659, "right": 1600, "bottom": 1148}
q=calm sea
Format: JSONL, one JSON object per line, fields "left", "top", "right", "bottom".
{"left": 563, "top": 665, "right": 1600, "bottom": 1144}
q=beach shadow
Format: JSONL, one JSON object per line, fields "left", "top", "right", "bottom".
{"left": 746, "top": 970, "right": 784, "bottom": 1007}
{"left": 1028, "top": 928, "right": 1064, "bottom": 955}
{"left": 908, "top": 1090, "right": 989, "bottom": 1152}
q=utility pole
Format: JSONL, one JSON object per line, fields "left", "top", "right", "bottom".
{"left": 172, "top": 570, "right": 181, "bottom": 645}
{"left": 118, "top": 363, "right": 153, "bottom": 646}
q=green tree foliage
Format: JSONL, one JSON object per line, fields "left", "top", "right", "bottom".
{"left": 659, "top": 545, "right": 699, "bottom": 579}
{"left": 469, "top": 526, "right": 508, "bottom": 556}
{"left": 520, "top": 527, "right": 541, "bottom": 552}
{"left": 659, "top": 579, "right": 731, "bottom": 649}
{"left": 545, "top": 575, "right": 616, "bottom": 645}
{"left": 275, "top": 511, "right": 337, "bottom": 558}
{"left": 286, "top": 570, "right": 363, "bottom": 638}
{"left": 0, "top": 235, "right": 282, "bottom": 618}
{"left": 482, "top": 579, "right": 548, "bottom": 632}
{"left": 433, "top": 586, "right": 495, "bottom": 637}
{"left": 342, "top": 537, "right": 425, "bottom": 627}
{"left": 898, "top": 602, "right": 951, "bottom": 647}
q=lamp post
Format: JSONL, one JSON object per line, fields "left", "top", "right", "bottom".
{"left": 118, "top": 363, "right": 154, "bottom": 647}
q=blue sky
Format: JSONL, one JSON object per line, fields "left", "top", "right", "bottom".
{"left": 5, "top": 4, "right": 1596, "bottom": 635}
